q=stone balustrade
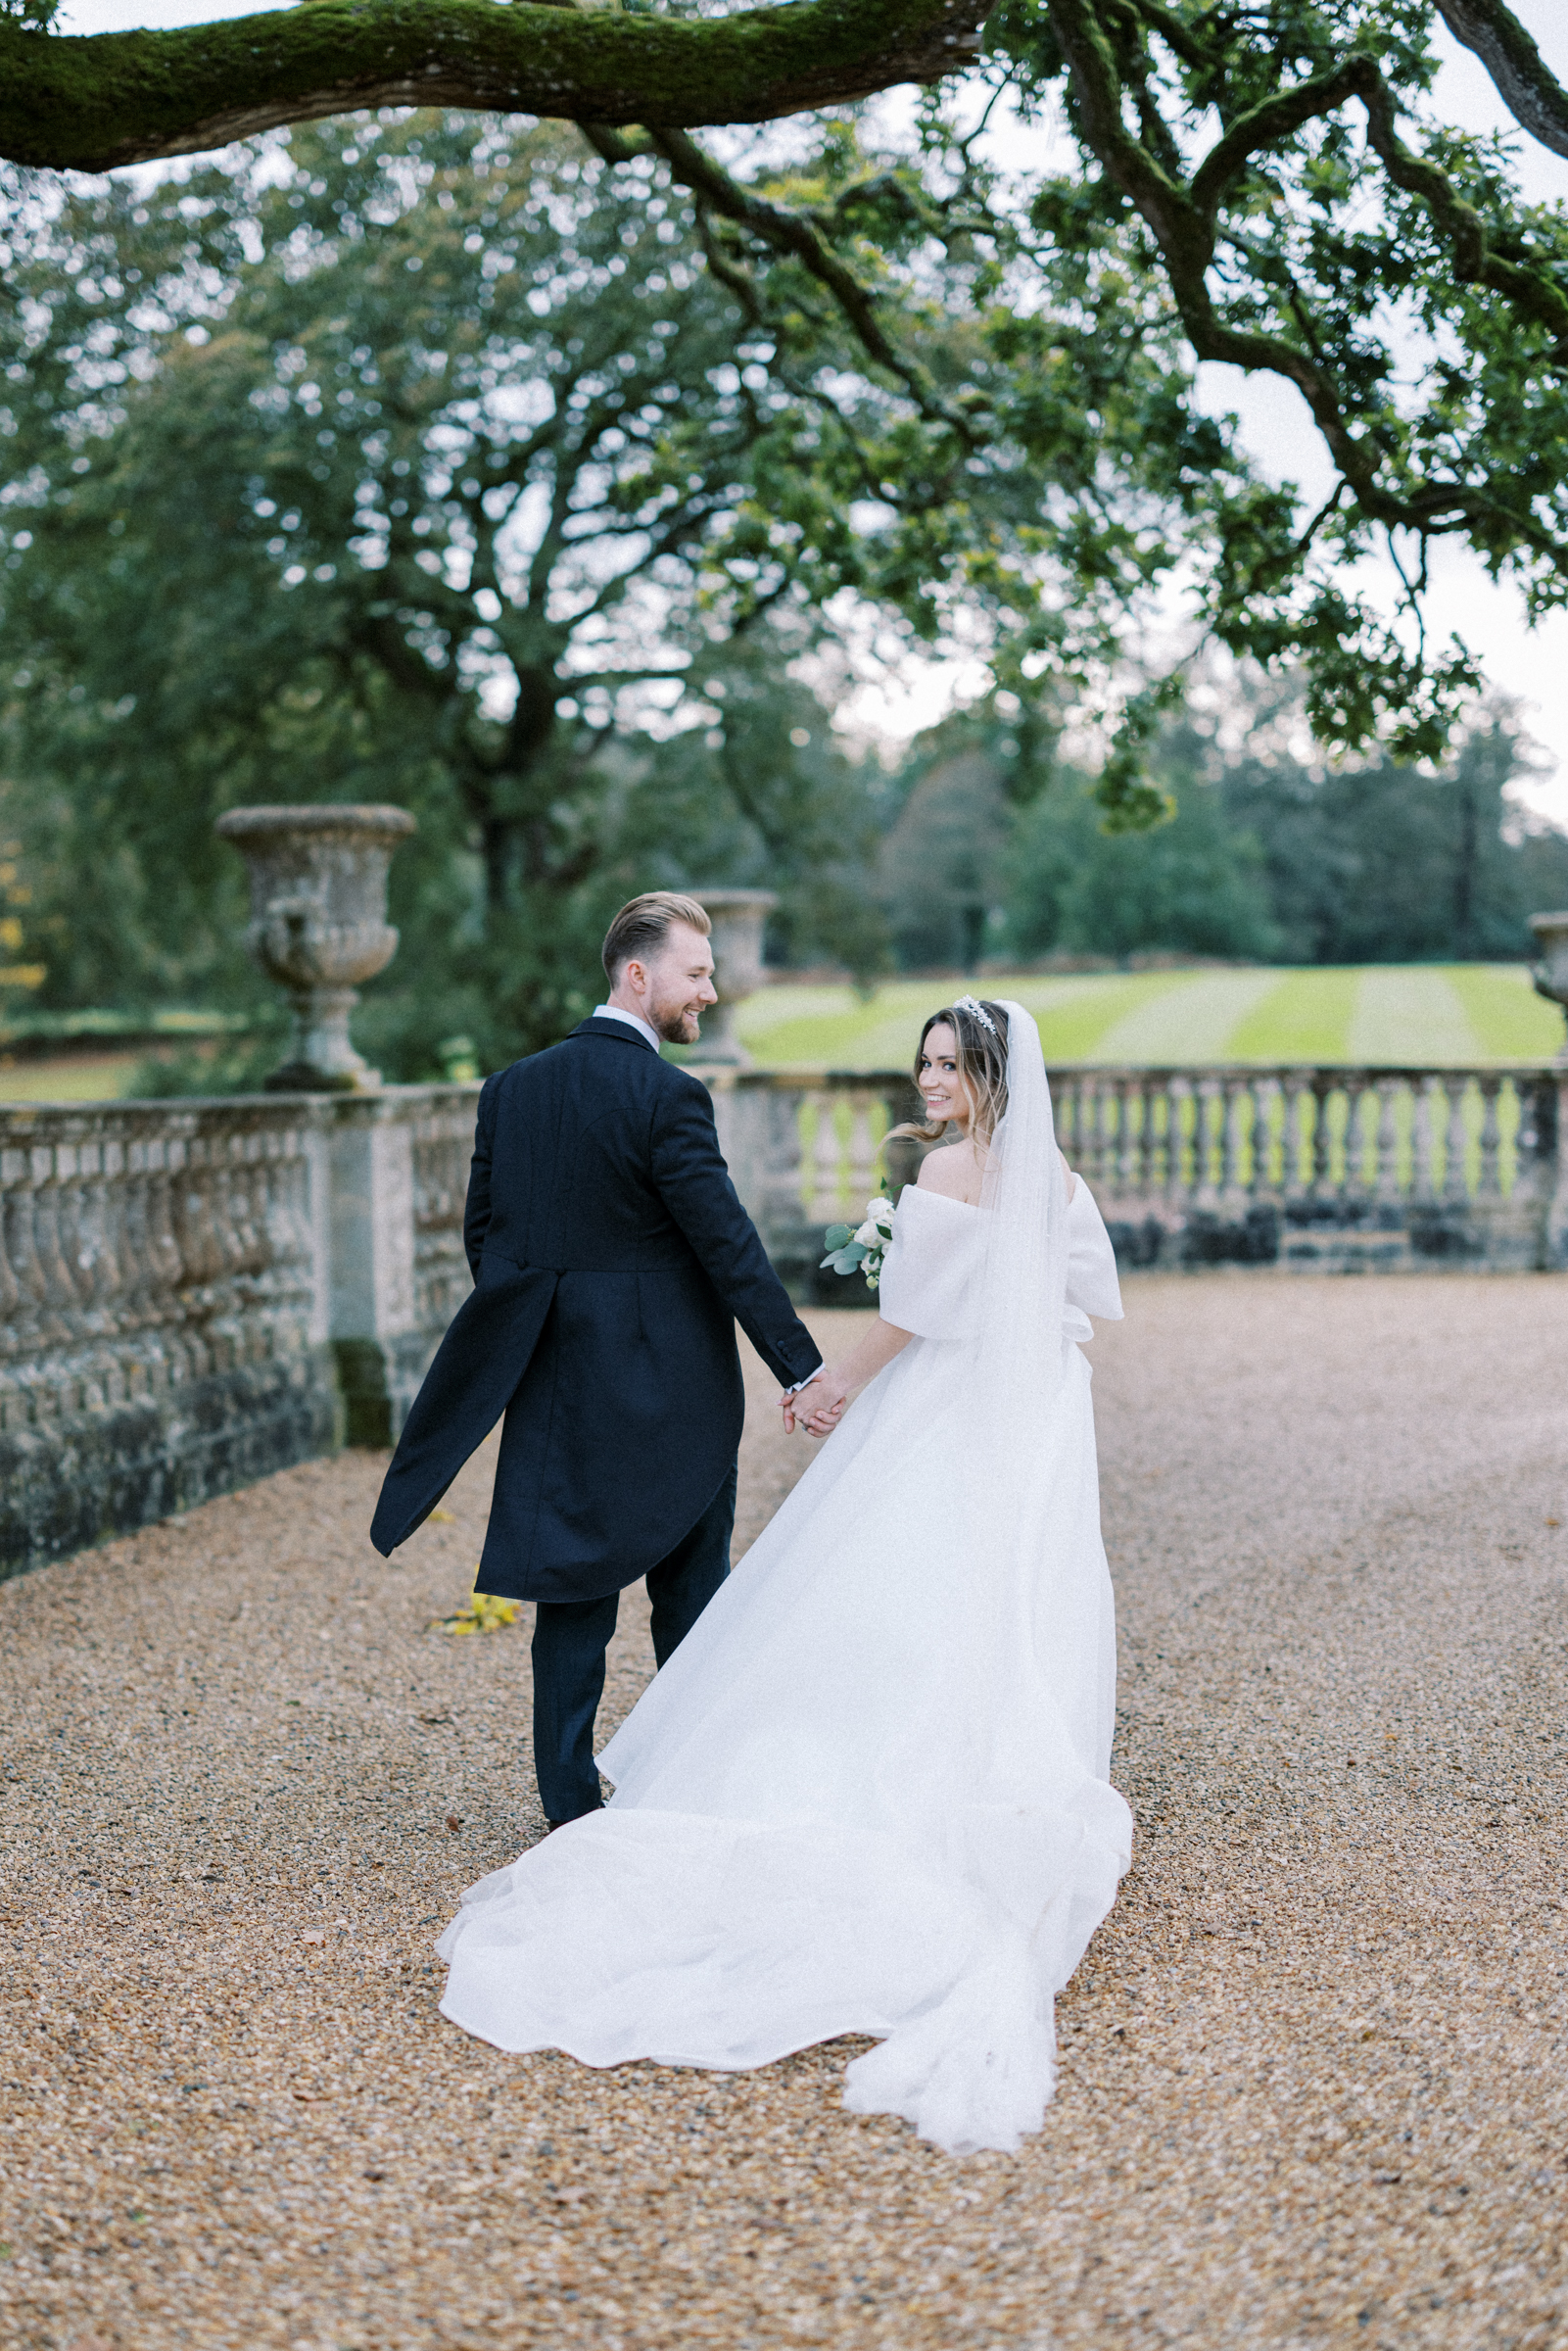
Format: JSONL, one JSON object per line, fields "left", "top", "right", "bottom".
{"left": 704, "top": 1063, "right": 1568, "bottom": 1287}
{"left": 1, "top": 1083, "right": 479, "bottom": 1580}
{"left": 4, "top": 1059, "right": 1565, "bottom": 1580}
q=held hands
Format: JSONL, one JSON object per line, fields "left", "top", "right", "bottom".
{"left": 782, "top": 1369, "right": 850, "bottom": 1439}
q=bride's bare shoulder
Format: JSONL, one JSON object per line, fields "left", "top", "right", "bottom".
{"left": 915, "top": 1142, "right": 978, "bottom": 1201}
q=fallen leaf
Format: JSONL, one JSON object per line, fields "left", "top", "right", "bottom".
{"left": 445, "top": 1813, "right": 464, "bottom": 1833}
{"left": 433, "top": 1591, "right": 520, "bottom": 1636}
{"left": 428, "top": 1509, "right": 456, "bottom": 1524}
{"left": 300, "top": 1929, "right": 326, "bottom": 1947}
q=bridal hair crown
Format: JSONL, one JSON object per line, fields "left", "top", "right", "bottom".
{"left": 953, "top": 993, "right": 998, "bottom": 1036}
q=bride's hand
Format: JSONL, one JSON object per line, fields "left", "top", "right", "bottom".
{"left": 789, "top": 1369, "right": 849, "bottom": 1438}
{"left": 783, "top": 1374, "right": 833, "bottom": 1435}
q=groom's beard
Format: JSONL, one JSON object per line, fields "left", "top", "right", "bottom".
{"left": 648, "top": 995, "right": 705, "bottom": 1044}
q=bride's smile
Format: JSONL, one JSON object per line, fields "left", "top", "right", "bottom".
{"left": 918, "top": 1025, "right": 970, "bottom": 1125}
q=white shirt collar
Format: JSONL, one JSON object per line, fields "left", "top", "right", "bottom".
{"left": 592, "top": 1002, "right": 662, "bottom": 1054}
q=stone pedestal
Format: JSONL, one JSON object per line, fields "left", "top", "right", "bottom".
{"left": 321, "top": 1096, "right": 435, "bottom": 1446}
{"left": 690, "top": 888, "right": 778, "bottom": 1066}
{"left": 1530, "top": 910, "right": 1568, "bottom": 1064}
{"left": 215, "top": 804, "right": 416, "bottom": 1091}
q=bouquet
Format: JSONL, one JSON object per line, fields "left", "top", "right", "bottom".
{"left": 821, "top": 1195, "right": 895, "bottom": 1291}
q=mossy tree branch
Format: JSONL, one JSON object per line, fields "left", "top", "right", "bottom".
{"left": 0, "top": 0, "right": 988, "bottom": 172}
{"left": 1044, "top": 0, "right": 1568, "bottom": 560}
{"left": 1434, "top": 0, "right": 1568, "bottom": 160}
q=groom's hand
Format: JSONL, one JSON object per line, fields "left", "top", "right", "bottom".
{"left": 781, "top": 1376, "right": 825, "bottom": 1435}
{"left": 784, "top": 1370, "right": 848, "bottom": 1438}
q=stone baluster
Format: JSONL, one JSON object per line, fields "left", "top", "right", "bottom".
{"left": 33, "top": 1147, "right": 82, "bottom": 1346}
{"left": 1280, "top": 1074, "right": 1308, "bottom": 1198}
{"left": 1250, "top": 1076, "right": 1280, "bottom": 1196}
{"left": 1051, "top": 1073, "right": 1079, "bottom": 1167}
{"left": 1070, "top": 1076, "right": 1093, "bottom": 1175}
{"left": 1374, "top": 1077, "right": 1402, "bottom": 1202}
{"left": 1413, "top": 1076, "right": 1441, "bottom": 1201}
{"left": 845, "top": 1090, "right": 880, "bottom": 1208}
{"left": 1192, "top": 1075, "right": 1221, "bottom": 1207}
{"left": 1069, "top": 1075, "right": 1095, "bottom": 1186}
{"left": 0, "top": 1172, "right": 24, "bottom": 1362}
{"left": 1159, "top": 1075, "right": 1186, "bottom": 1199}
{"left": 1307, "top": 1076, "right": 1334, "bottom": 1196}
{"left": 7, "top": 1151, "right": 59, "bottom": 1355}
{"left": 1443, "top": 1075, "right": 1470, "bottom": 1200}
{"left": 1336, "top": 1073, "right": 1368, "bottom": 1197}
{"left": 1067, "top": 1075, "right": 1093, "bottom": 1186}
{"left": 1477, "top": 1075, "right": 1503, "bottom": 1199}
{"left": 1101, "top": 1076, "right": 1123, "bottom": 1196}
{"left": 54, "top": 1142, "right": 109, "bottom": 1341}
{"left": 1222, "top": 1077, "right": 1241, "bottom": 1203}
{"left": 1136, "top": 1074, "right": 1164, "bottom": 1195}
{"left": 1046, "top": 1070, "right": 1069, "bottom": 1157}
{"left": 810, "top": 1092, "right": 843, "bottom": 1221}
{"left": 1102, "top": 1076, "right": 1123, "bottom": 1193}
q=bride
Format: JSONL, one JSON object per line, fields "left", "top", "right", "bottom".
{"left": 435, "top": 997, "right": 1132, "bottom": 2155}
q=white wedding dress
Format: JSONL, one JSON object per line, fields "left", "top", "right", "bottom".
{"left": 436, "top": 1004, "right": 1133, "bottom": 2154}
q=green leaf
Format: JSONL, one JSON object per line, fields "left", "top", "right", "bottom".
{"left": 823, "top": 1223, "right": 853, "bottom": 1249}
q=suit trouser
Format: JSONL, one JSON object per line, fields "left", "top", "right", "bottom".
{"left": 529, "top": 1463, "right": 737, "bottom": 1825}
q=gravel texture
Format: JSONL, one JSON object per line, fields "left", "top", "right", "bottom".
{"left": 2, "top": 1272, "right": 1567, "bottom": 2351}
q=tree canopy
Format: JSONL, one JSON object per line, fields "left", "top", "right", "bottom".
{"left": 6, "top": 0, "right": 1568, "bottom": 798}
{"left": 879, "top": 686, "right": 1568, "bottom": 968}
{"left": 0, "top": 117, "right": 903, "bottom": 1062}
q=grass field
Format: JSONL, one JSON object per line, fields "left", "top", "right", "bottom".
{"left": 737, "top": 962, "right": 1565, "bottom": 1070}
{"left": 0, "top": 1049, "right": 145, "bottom": 1104}
{"left": 0, "top": 964, "right": 1560, "bottom": 1103}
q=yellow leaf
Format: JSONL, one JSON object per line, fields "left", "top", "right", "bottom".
{"left": 433, "top": 1589, "right": 521, "bottom": 1636}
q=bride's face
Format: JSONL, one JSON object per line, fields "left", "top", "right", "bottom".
{"left": 918, "top": 1024, "right": 972, "bottom": 1130}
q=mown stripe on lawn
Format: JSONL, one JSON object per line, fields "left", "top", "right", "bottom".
{"left": 1087, "top": 970, "right": 1285, "bottom": 1064}
{"left": 1346, "top": 969, "right": 1478, "bottom": 1065}
{"left": 1226, "top": 967, "right": 1361, "bottom": 1061}
{"left": 1444, "top": 964, "right": 1565, "bottom": 1060}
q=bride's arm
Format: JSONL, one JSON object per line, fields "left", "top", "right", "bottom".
{"left": 783, "top": 1315, "right": 913, "bottom": 1436}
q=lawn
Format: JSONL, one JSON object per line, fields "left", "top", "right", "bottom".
{"left": 736, "top": 963, "right": 1564, "bottom": 1070}
{"left": 1, "top": 966, "right": 1559, "bottom": 1104}
{"left": 0, "top": 1050, "right": 145, "bottom": 1104}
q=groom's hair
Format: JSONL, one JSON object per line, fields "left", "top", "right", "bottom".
{"left": 602, "top": 891, "right": 711, "bottom": 984}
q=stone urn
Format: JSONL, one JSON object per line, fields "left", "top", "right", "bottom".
{"left": 690, "top": 888, "right": 778, "bottom": 1066}
{"left": 215, "top": 804, "right": 417, "bottom": 1091}
{"left": 1529, "top": 911, "right": 1568, "bottom": 1063}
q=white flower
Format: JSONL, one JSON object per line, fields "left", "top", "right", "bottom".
{"left": 852, "top": 1220, "right": 881, "bottom": 1246}
{"left": 866, "top": 1196, "right": 894, "bottom": 1221}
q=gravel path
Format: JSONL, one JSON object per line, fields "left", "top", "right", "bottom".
{"left": 3, "top": 1273, "right": 1567, "bottom": 2351}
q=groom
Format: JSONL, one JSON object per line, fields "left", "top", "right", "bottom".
{"left": 370, "top": 891, "right": 825, "bottom": 1825}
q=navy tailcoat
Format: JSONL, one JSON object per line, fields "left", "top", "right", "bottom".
{"left": 369, "top": 1019, "right": 823, "bottom": 1603}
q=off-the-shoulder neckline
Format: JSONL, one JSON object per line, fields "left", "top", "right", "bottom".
{"left": 904, "top": 1183, "right": 979, "bottom": 1213}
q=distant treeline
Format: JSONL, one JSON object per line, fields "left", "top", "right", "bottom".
{"left": 6, "top": 648, "right": 1565, "bottom": 1085}
{"left": 877, "top": 687, "right": 1568, "bottom": 974}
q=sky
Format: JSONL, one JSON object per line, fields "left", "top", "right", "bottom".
{"left": 39, "top": 0, "right": 1568, "bottom": 816}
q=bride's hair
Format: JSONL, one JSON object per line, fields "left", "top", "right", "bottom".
{"left": 887, "top": 998, "right": 1010, "bottom": 1149}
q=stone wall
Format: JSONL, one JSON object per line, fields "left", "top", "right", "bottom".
{"left": 706, "top": 1062, "right": 1568, "bottom": 1293}
{"left": 4, "top": 1059, "right": 1565, "bottom": 1580}
{"left": 0, "top": 1084, "right": 479, "bottom": 1581}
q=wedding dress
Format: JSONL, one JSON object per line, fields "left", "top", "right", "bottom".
{"left": 436, "top": 1003, "right": 1132, "bottom": 2154}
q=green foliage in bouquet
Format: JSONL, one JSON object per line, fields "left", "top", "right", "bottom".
{"left": 821, "top": 1197, "right": 895, "bottom": 1290}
